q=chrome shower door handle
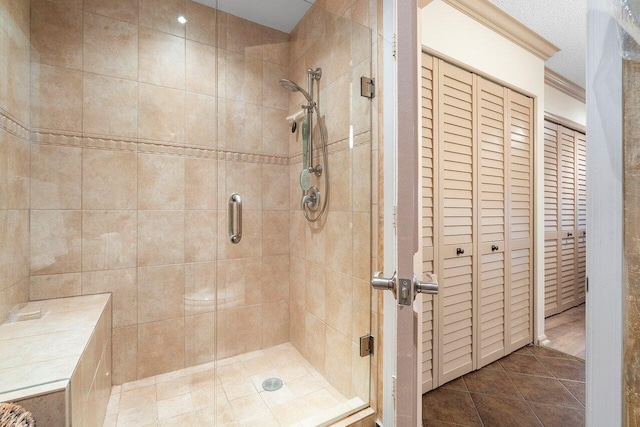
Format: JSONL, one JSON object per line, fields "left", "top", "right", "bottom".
{"left": 229, "top": 193, "right": 242, "bottom": 244}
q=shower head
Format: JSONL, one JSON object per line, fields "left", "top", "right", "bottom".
{"left": 279, "top": 78, "right": 313, "bottom": 103}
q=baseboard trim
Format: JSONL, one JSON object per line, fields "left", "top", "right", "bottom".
{"left": 537, "top": 334, "right": 551, "bottom": 346}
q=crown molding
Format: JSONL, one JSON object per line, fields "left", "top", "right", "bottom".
{"left": 545, "top": 67, "right": 586, "bottom": 103}
{"left": 440, "top": 0, "right": 559, "bottom": 60}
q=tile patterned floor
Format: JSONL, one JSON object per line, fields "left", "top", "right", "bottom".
{"left": 422, "top": 346, "right": 585, "bottom": 427}
{"left": 103, "top": 343, "right": 366, "bottom": 427}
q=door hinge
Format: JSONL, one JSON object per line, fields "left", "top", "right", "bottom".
{"left": 392, "top": 33, "right": 397, "bottom": 58}
{"left": 360, "top": 334, "right": 374, "bottom": 357}
{"left": 392, "top": 375, "right": 397, "bottom": 406}
{"left": 586, "top": 276, "right": 589, "bottom": 293}
{"left": 393, "top": 205, "right": 397, "bottom": 229}
{"left": 361, "top": 76, "right": 375, "bottom": 99}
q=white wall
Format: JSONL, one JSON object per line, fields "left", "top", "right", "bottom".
{"left": 544, "top": 84, "right": 587, "bottom": 127}
{"left": 420, "top": 0, "right": 548, "bottom": 343}
{"left": 586, "top": 0, "right": 623, "bottom": 423}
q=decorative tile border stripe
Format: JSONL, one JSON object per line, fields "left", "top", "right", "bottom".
{"left": 31, "top": 129, "right": 83, "bottom": 147}
{"left": 218, "top": 150, "right": 289, "bottom": 165}
{"left": 289, "top": 130, "right": 372, "bottom": 164}
{"left": 84, "top": 135, "right": 137, "bottom": 152}
{"left": 26, "top": 125, "right": 369, "bottom": 166}
{"left": 0, "top": 109, "right": 30, "bottom": 140}
{"left": 30, "top": 129, "right": 290, "bottom": 165}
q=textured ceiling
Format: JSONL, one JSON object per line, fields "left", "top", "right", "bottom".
{"left": 194, "top": 0, "right": 314, "bottom": 33}
{"left": 491, "top": 0, "right": 586, "bottom": 88}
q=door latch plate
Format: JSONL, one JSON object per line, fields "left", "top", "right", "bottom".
{"left": 398, "top": 278, "right": 412, "bottom": 306}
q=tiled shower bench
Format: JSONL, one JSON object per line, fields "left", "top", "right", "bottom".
{"left": 0, "top": 294, "right": 112, "bottom": 426}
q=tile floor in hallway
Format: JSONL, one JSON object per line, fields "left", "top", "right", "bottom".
{"left": 103, "top": 343, "right": 366, "bottom": 427}
{"left": 422, "top": 345, "right": 585, "bottom": 427}
{"left": 544, "top": 304, "right": 585, "bottom": 359}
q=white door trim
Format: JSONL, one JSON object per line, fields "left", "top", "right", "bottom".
{"left": 382, "top": 0, "right": 398, "bottom": 425}
{"left": 586, "top": 0, "right": 623, "bottom": 424}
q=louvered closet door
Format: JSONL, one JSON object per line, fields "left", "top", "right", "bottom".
{"left": 543, "top": 121, "right": 561, "bottom": 317}
{"left": 559, "top": 126, "right": 577, "bottom": 310}
{"left": 476, "top": 77, "right": 507, "bottom": 367}
{"left": 437, "top": 60, "right": 475, "bottom": 384}
{"left": 506, "top": 90, "right": 534, "bottom": 350}
{"left": 575, "top": 131, "right": 587, "bottom": 303}
{"left": 421, "top": 52, "right": 437, "bottom": 392}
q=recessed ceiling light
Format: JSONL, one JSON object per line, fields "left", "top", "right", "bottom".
{"left": 177, "top": 15, "right": 187, "bottom": 24}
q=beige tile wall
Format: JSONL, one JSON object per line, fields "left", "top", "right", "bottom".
{"left": 287, "top": 0, "right": 378, "bottom": 406}
{"left": 71, "top": 297, "right": 112, "bottom": 426}
{"left": 28, "top": 0, "right": 291, "bottom": 384}
{"left": 15, "top": 1, "right": 383, "bottom": 421}
{"left": 0, "top": 0, "right": 31, "bottom": 322}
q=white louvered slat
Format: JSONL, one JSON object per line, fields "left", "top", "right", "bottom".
{"left": 560, "top": 126, "right": 577, "bottom": 310}
{"left": 421, "top": 52, "right": 436, "bottom": 392}
{"left": 576, "top": 234, "right": 586, "bottom": 301}
{"left": 507, "top": 91, "right": 533, "bottom": 351}
{"left": 560, "top": 127, "right": 576, "bottom": 231}
{"left": 543, "top": 123, "right": 587, "bottom": 317}
{"left": 575, "top": 132, "right": 587, "bottom": 303}
{"left": 544, "top": 238, "right": 560, "bottom": 315}
{"left": 544, "top": 122, "right": 559, "bottom": 232}
{"left": 544, "top": 121, "right": 561, "bottom": 317}
{"left": 418, "top": 54, "right": 538, "bottom": 390}
{"left": 438, "top": 60, "right": 475, "bottom": 383}
{"left": 476, "top": 77, "right": 506, "bottom": 367}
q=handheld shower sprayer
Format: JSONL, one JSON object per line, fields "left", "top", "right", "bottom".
{"left": 279, "top": 68, "right": 328, "bottom": 223}
{"left": 279, "top": 79, "right": 313, "bottom": 103}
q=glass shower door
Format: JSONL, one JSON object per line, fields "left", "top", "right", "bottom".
{"left": 214, "top": 1, "right": 374, "bottom": 425}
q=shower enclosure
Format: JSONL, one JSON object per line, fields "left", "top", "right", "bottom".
{"left": 0, "top": 0, "right": 377, "bottom": 425}
{"left": 82, "top": 0, "right": 377, "bottom": 425}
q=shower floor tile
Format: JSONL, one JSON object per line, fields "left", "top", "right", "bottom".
{"left": 104, "top": 343, "right": 366, "bottom": 427}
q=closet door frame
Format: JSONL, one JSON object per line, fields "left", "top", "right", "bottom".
{"left": 544, "top": 113, "right": 586, "bottom": 135}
